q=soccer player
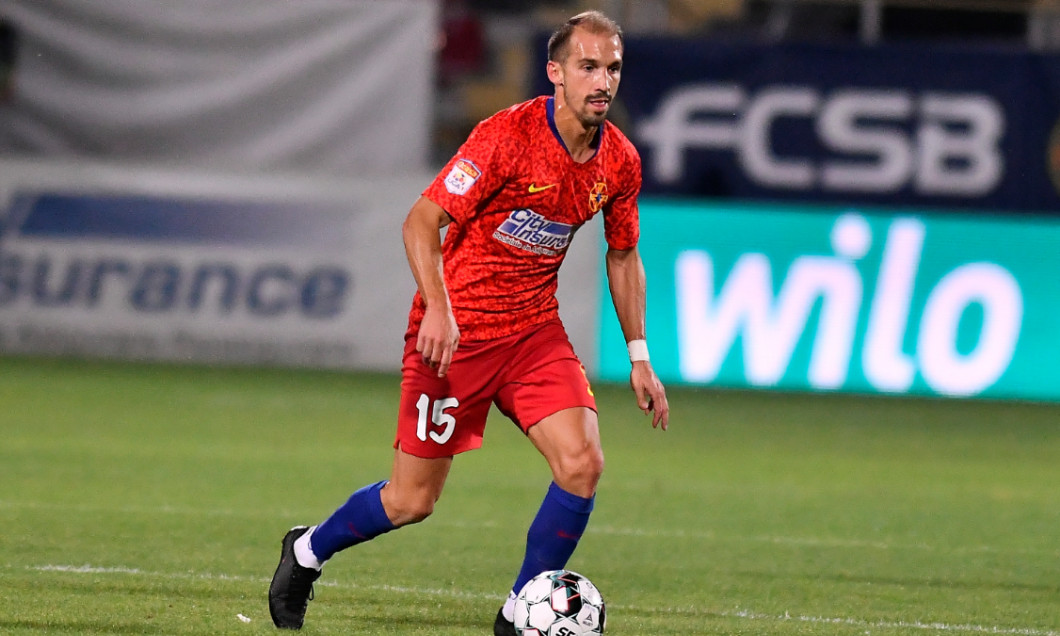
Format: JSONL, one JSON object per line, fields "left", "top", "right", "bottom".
{"left": 268, "top": 10, "right": 669, "bottom": 634}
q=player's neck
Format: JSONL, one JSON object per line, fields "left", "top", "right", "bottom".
{"left": 552, "top": 102, "right": 600, "bottom": 163}
{"left": 562, "top": 126, "right": 600, "bottom": 163}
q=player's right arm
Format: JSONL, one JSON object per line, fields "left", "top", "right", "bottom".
{"left": 402, "top": 195, "right": 459, "bottom": 377}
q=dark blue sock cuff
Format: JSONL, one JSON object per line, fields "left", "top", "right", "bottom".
{"left": 548, "top": 481, "right": 595, "bottom": 514}
{"left": 366, "top": 480, "right": 396, "bottom": 532}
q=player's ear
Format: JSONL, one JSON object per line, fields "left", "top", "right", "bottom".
{"left": 546, "top": 59, "right": 563, "bottom": 87}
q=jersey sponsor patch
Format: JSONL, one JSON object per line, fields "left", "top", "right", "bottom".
{"left": 493, "top": 208, "right": 574, "bottom": 256}
{"left": 444, "top": 159, "right": 481, "bottom": 196}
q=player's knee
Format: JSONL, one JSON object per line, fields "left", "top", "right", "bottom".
{"left": 392, "top": 496, "right": 436, "bottom": 525}
{"left": 382, "top": 487, "right": 439, "bottom": 526}
{"left": 552, "top": 445, "right": 605, "bottom": 497}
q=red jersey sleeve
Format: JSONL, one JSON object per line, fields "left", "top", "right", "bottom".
{"left": 603, "top": 134, "right": 642, "bottom": 250}
{"left": 422, "top": 114, "right": 512, "bottom": 223}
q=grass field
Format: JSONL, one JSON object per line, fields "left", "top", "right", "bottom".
{"left": 1, "top": 355, "right": 1058, "bottom": 635}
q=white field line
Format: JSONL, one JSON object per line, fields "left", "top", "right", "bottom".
{"left": 21, "top": 564, "right": 1060, "bottom": 636}
{"left": 1, "top": 499, "right": 1055, "bottom": 557}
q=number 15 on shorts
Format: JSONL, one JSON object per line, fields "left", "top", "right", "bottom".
{"left": 415, "top": 394, "right": 460, "bottom": 444}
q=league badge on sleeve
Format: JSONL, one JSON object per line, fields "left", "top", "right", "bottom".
{"left": 444, "top": 159, "right": 482, "bottom": 196}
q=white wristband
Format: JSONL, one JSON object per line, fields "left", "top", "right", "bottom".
{"left": 627, "top": 339, "right": 649, "bottom": 362}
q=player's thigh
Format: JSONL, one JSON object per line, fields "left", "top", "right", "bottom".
{"left": 527, "top": 407, "right": 603, "bottom": 497}
{"left": 527, "top": 406, "right": 602, "bottom": 460}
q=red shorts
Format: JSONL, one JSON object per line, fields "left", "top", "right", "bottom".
{"left": 394, "top": 319, "right": 596, "bottom": 458}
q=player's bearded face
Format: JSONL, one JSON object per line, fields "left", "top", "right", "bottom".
{"left": 559, "top": 31, "right": 622, "bottom": 128}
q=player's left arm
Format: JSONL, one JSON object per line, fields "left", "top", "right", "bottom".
{"left": 605, "top": 246, "right": 669, "bottom": 430}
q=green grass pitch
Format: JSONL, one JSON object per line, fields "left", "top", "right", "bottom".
{"left": 1, "top": 355, "right": 1058, "bottom": 635}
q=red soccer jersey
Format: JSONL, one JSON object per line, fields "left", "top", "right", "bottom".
{"left": 410, "top": 95, "right": 642, "bottom": 342}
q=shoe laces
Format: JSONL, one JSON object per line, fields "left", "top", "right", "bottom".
{"left": 288, "top": 565, "right": 317, "bottom": 605}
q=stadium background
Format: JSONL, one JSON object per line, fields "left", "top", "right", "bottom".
{"left": 3, "top": 3, "right": 1060, "bottom": 635}
{"left": 2, "top": 0, "right": 1059, "bottom": 403}
{"left": 3, "top": 0, "right": 1059, "bottom": 403}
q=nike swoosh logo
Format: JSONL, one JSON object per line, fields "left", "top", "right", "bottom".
{"left": 528, "top": 183, "right": 557, "bottom": 193}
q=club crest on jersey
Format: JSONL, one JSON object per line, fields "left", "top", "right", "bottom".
{"left": 444, "top": 158, "right": 481, "bottom": 196}
{"left": 493, "top": 208, "right": 574, "bottom": 256}
{"left": 589, "top": 182, "right": 608, "bottom": 212}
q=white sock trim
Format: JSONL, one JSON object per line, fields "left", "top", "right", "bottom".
{"left": 501, "top": 590, "right": 517, "bottom": 622}
{"left": 293, "top": 526, "right": 324, "bottom": 570}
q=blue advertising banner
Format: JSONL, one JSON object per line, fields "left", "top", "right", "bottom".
{"left": 534, "top": 38, "right": 1060, "bottom": 213}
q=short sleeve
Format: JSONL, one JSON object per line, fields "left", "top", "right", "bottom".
{"left": 603, "top": 145, "right": 641, "bottom": 250}
{"left": 423, "top": 115, "right": 511, "bottom": 224}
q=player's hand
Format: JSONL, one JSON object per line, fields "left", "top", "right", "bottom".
{"left": 630, "top": 360, "right": 669, "bottom": 430}
{"left": 417, "top": 304, "right": 460, "bottom": 377}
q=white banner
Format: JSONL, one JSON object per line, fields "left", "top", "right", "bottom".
{"left": 0, "top": 0, "right": 436, "bottom": 174}
{"left": 0, "top": 159, "right": 423, "bottom": 370}
{"left": 0, "top": 158, "right": 604, "bottom": 374}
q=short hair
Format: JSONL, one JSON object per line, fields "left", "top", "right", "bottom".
{"left": 547, "top": 11, "right": 624, "bottom": 62}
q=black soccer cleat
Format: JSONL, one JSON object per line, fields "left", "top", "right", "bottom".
{"left": 493, "top": 607, "right": 517, "bottom": 636}
{"left": 268, "top": 526, "right": 321, "bottom": 630}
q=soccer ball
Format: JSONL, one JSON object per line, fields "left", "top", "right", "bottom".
{"left": 512, "top": 569, "right": 606, "bottom": 635}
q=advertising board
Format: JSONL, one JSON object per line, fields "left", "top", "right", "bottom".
{"left": 0, "top": 161, "right": 419, "bottom": 370}
{"left": 533, "top": 38, "right": 1060, "bottom": 213}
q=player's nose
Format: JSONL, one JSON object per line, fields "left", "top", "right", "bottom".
{"left": 596, "top": 70, "right": 611, "bottom": 92}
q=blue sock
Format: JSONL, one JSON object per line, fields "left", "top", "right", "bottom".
{"left": 511, "top": 482, "right": 595, "bottom": 596}
{"left": 309, "top": 480, "right": 396, "bottom": 562}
